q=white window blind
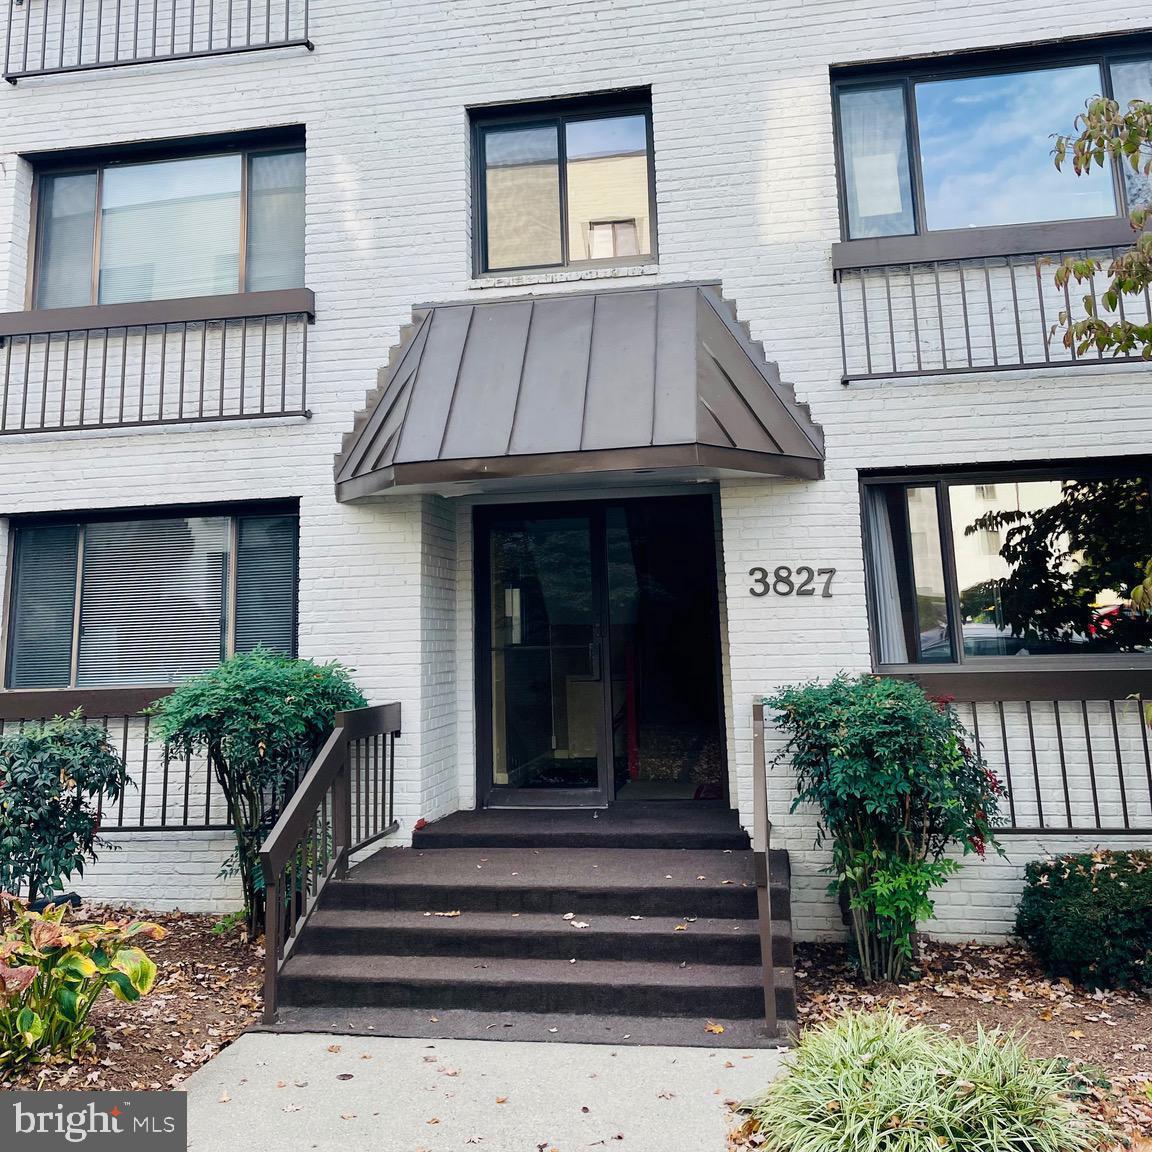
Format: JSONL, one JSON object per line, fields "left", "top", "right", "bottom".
{"left": 9, "top": 510, "right": 299, "bottom": 688}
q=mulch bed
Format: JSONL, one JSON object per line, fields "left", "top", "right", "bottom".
{"left": 732, "top": 939, "right": 1152, "bottom": 1149}
{"left": 2, "top": 906, "right": 263, "bottom": 1092}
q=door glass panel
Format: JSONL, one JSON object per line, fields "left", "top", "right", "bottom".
{"left": 488, "top": 515, "right": 600, "bottom": 790}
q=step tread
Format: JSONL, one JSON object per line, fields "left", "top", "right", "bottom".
{"left": 305, "top": 909, "right": 769, "bottom": 936}
{"left": 280, "top": 952, "right": 792, "bottom": 989}
{"left": 260, "top": 1005, "right": 797, "bottom": 1048}
{"left": 347, "top": 846, "right": 781, "bottom": 889}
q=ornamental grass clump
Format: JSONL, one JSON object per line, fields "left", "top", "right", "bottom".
{"left": 1015, "top": 850, "right": 1152, "bottom": 990}
{"left": 766, "top": 675, "right": 1003, "bottom": 982}
{"left": 736, "top": 1011, "right": 1104, "bottom": 1152}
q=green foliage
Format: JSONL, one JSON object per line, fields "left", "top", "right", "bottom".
{"left": 737, "top": 1011, "right": 1104, "bottom": 1152}
{"left": 1015, "top": 850, "right": 1152, "bottom": 990}
{"left": 0, "top": 711, "right": 128, "bottom": 904}
{"left": 147, "top": 650, "right": 366, "bottom": 937}
{"left": 965, "top": 477, "right": 1152, "bottom": 653}
{"left": 765, "top": 675, "right": 1002, "bottom": 982}
{"left": 0, "top": 896, "right": 164, "bottom": 1072}
{"left": 1052, "top": 96, "right": 1152, "bottom": 358}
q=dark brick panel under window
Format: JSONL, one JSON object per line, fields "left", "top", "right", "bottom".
{"left": 471, "top": 89, "right": 657, "bottom": 275}
{"left": 7, "top": 503, "right": 299, "bottom": 688}
{"left": 861, "top": 461, "right": 1152, "bottom": 668}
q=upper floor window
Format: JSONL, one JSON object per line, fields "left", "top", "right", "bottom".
{"left": 863, "top": 464, "right": 1152, "bottom": 666}
{"left": 34, "top": 145, "right": 305, "bottom": 310}
{"left": 7, "top": 504, "right": 298, "bottom": 688}
{"left": 472, "top": 91, "right": 656, "bottom": 274}
{"left": 834, "top": 44, "right": 1152, "bottom": 240}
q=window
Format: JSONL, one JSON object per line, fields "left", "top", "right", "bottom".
{"left": 473, "top": 93, "right": 655, "bottom": 273}
{"left": 7, "top": 506, "right": 298, "bottom": 688}
{"left": 34, "top": 146, "right": 305, "bottom": 309}
{"left": 834, "top": 44, "right": 1152, "bottom": 240}
{"left": 864, "top": 467, "right": 1152, "bottom": 665}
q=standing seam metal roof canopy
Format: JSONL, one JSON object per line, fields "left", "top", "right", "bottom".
{"left": 335, "top": 283, "right": 824, "bottom": 500}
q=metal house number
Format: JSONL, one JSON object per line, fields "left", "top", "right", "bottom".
{"left": 748, "top": 566, "right": 836, "bottom": 598}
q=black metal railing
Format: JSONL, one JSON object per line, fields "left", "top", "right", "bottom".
{"left": 0, "top": 291, "right": 311, "bottom": 434}
{"left": 0, "top": 688, "right": 234, "bottom": 831}
{"left": 259, "top": 703, "right": 401, "bottom": 1023}
{"left": 3, "top": 0, "right": 310, "bottom": 80}
{"left": 836, "top": 247, "right": 1151, "bottom": 383}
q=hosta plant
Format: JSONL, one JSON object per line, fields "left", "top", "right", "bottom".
{"left": 0, "top": 895, "right": 164, "bottom": 1073}
{"left": 736, "top": 1011, "right": 1105, "bottom": 1152}
{"left": 766, "top": 675, "right": 1003, "bottom": 982}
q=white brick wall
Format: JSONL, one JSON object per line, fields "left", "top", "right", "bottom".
{"left": 0, "top": 0, "right": 1149, "bottom": 927}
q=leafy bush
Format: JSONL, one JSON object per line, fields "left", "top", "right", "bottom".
{"left": 0, "top": 896, "right": 164, "bottom": 1072}
{"left": 0, "top": 711, "right": 128, "bottom": 904}
{"left": 736, "top": 1011, "right": 1103, "bottom": 1152}
{"left": 148, "top": 650, "right": 366, "bottom": 937}
{"left": 766, "top": 674, "right": 1002, "bottom": 981}
{"left": 1015, "top": 850, "right": 1152, "bottom": 990}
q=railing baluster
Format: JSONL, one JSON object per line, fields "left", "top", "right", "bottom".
{"left": 1, "top": 335, "right": 12, "bottom": 431}
{"left": 38, "top": 336, "right": 50, "bottom": 429}
{"left": 1053, "top": 701, "right": 1073, "bottom": 828}
{"left": 1082, "top": 701, "right": 1101, "bottom": 828}
{"left": 1024, "top": 699, "right": 1043, "bottom": 829}
{"left": 1108, "top": 700, "right": 1130, "bottom": 829}
{"left": 932, "top": 261, "right": 947, "bottom": 371}
{"left": 996, "top": 701, "right": 1016, "bottom": 827}
{"left": 137, "top": 325, "right": 148, "bottom": 423}
{"left": 1141, "top": 702, "right": 1152, "bottom": 823}
{"left": 881, "top": 264, "right": 896, "bottom": 375}
{"left": 280, "top": 313, "right": 288, "bottom": 410}
{"left": 58, "top": 330, "right": 71, "bottom": 427}
{"left": 858, "top": 272, "right": 873, "bottom": 376}
{"left": 835, "top": 274, "right": 849, "bottom": 381}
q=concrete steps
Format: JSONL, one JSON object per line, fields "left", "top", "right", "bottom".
{"left": 275, "top": 807, "right": 796, "bottom": 1046}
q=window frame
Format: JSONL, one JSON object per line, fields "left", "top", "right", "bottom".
{"left": 3, "top": 500, "right": 300, "bottom": 690}
{"left": 860, "top": 460, "right": 1152, "bottom": 674}
{"left": 27, "top": 132, "right": 306, "bottom": 311}
{"left": 831, "top": 33, "right": 1152, "bottom": 263}
{"left": 470, "top": 90, "right": 658, "bottom": 276}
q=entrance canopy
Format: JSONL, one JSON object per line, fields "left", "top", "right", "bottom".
{"left": 335, "top": 282, "right": 824, "bottom": 500}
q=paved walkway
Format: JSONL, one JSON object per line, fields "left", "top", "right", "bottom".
{"left": 183, "top": 1032, "right": 784, "bottom": 1152}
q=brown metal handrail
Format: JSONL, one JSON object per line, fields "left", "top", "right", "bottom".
{"left": 751, "top": 698, "right": 782, "bottom": 1039}
{"left": 258, "top": 702, "right": 400, "bottom": 1023}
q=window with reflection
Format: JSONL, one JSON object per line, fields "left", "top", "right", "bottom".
{"left": 835, "top": 46, "right": 1152, "bottom": 239}
{"left": 865, "top": 468, "right": 1152, "bottom": 664}
{"left": 474, "top": 95, "right": 654, "bottom": 273}
{"left": 34, "top": 144, "right": 305, "bottom": 309}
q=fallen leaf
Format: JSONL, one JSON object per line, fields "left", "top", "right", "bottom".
{"left": 327, "top": 1044, "right": 342, "bottom": 1053}
{"left": 496, "top": 1096, "right": 509, "bottom": 1104}
{"left": 705, "top": 1021, "right": 726, "bottom": 1034}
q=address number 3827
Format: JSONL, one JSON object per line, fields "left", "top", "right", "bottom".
{"left": 748, "top": 565, "right": 836, "bottom": 598}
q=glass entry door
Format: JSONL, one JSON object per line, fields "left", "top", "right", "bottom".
{"left": 477, "top": 506, "right": 610, "bottom": 806}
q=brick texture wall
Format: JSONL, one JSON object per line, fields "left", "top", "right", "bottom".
{"left": 0, "top": 0, "right": 1149, "bottom": 922}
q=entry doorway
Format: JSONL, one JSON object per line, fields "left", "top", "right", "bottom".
{"left": 475, "top": 495, "right": 727, "bottom": 807}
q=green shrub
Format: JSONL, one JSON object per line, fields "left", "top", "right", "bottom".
{"left": 1015, "top": 850, "right": 1152, "bottom": 990}
{"left": 737, "top": 1011, "right": 1104, "bottom": 1152}
{"left": 0, "top": 896, "right": 164, "bottom": 1072}
{"left": 148, "top": 650, "right": 366, "bottom": 937}
{"left": 0, "top": 711, "right": 128, "bottom": 904}
{"left": 765, "top": 675, "right": 1003, "bottom": 982}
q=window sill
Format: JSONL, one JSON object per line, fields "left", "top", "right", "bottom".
{"left": 0, "top": 685, "right": 174, "bottom": 719}
{"left": 832, "top": 217, "right": 1138, "bottom": 272}
{"left": 877, "top": 662, "right": 1152, "bottom": 701}
{"left": 468, "top": 263, "right": 659, "bottom": 292}
{"left": 0, "top": 288, "right": 316, "bottom": 338}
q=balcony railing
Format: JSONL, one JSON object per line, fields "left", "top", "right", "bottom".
{"left": 835, "top": 246, "right": 1152, "bottom": 383}
{"left": 0, "top": 289, "right": 312, "bottom": 434}
{"left": 3, "top": 0, "right": 310, "bottom": 80}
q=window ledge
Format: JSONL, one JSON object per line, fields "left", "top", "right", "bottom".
{"left": 0, "top": 686, "right": 174, "bottom": 719}
{"left": 468, "top": 263, "right": 659, "bottom": 292}
{"left": 832, "top": 217, "right": 1138, "bottom": 272}
{"left": 0, "top": 288, "right": 316, "bottom": 338}
{"left": 878, "top": 663, "right": 1152, "bottom": 702}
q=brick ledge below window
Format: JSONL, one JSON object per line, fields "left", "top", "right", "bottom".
{"left": 468, "top": 263, "right": 659, "bottom": 292}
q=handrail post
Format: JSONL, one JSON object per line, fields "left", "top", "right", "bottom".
{"left": 261, "top": 861, "right": 280, "bottom": 1024}
{"left": 333, "top": 731, "right": 352, "bottom": 879}
{"left": 752, "top": 699, "right": 779, "bottom": 1039}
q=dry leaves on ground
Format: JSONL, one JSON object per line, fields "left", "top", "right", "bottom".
{"left": 1, "top": 905, "right": 263, "bottom": 1092}
{"left": 730, "top": 940, "right": 1151, "bottom": 1149}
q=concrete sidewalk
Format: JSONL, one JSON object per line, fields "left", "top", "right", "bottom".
{"left": 183, "top": 1031, "right": 784, "bottom": 1152}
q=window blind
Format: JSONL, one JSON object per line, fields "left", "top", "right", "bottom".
{"left": 246, "top": 151, "right": 306, "bottom": 293}
{"left": 8, "top": 524, "right": 79, "bottom": 688}
{"left": 234, "top": 513, "right": 298, "bottom": 655}
{"left": 76, "top": 516, "right": 229, "bottom": 687}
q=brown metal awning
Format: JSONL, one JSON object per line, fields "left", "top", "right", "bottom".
{"left": 335, "top": 283, "right": 824, "bottom": 500}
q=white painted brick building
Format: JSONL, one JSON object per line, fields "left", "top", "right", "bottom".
{"left": 0, "top": 0, "right": 1149, "bottom": 940}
